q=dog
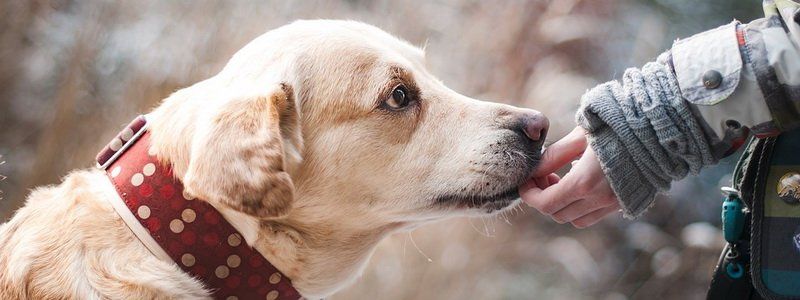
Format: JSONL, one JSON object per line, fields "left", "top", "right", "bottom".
{"left": 0, "top": 20, "right": 548, "bottom": 299}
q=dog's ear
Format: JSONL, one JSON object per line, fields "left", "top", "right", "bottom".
{"left": 183, "top": 83, "right": 302, "bottom": 218}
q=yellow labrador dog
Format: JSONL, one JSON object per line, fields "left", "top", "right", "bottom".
{"left": 0, "top": 20, "right": 548, "bottom": 299}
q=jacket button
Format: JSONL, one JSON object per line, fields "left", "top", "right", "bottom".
{"left": 725, "top": 119, "right": 741, "bottom": 129}
{"left": 703, "top": 70, "right": 722, "bottom": 89}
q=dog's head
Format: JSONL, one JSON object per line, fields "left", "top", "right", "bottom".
{"left": 151, "top": 19, "right": 547, "bottom": 228}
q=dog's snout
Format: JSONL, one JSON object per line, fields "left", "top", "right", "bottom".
{"left": 520, "top": 112, "right": 549, "bottom": 142}
{"left": 496, "top": 107, "right": 549, "bottom": 146}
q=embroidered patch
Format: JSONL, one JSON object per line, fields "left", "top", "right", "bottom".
{"left": 778, "top": 172, "right": 800, "bottom": 204}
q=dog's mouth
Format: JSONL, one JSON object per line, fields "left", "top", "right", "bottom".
{"left": 430, "top": 137, "right": 541, "bottom": 214}
{"left": 431, "top": 186, "right": 521, "bottom": 213}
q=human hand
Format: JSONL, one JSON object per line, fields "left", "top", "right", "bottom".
{"left": 519, "top": 127, "right": 620, "bottom": 228}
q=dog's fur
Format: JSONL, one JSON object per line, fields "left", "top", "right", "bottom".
{"left": 0, "top": 20, "right": 544, "bottom": 299}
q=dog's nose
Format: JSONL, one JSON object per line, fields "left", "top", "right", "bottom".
{"left": 496, "top": 106, "right": 549, "bottom": 144}
{"left": 519, "top": 111, "right": 549, "bottom": 142}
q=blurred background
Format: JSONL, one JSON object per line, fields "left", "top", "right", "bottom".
{"left": 0, "top": 0, "right": 762, "bottom": 299}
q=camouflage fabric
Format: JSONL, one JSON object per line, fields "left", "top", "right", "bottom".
{"left": 748, "top": 0, "right": 800, "bottom": 132}
{"left": 745, "top": 2, "right": 800, "bottom": 298}
{"left": 751, "top": 129, "right": 800, "bottom": 298}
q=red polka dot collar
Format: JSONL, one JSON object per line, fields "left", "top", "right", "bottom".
{"left": 97, "top": 115, "right": 302, "bottom": 300}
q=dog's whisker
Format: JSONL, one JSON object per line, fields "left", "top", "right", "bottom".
{"left": 480, "top": 216, "right": 496, "bottom": 237}
{"left": 402, "top": 233, "right": 408, "bottom": 259}
{"left": 497, "top": 209, "right": 512, "bottom": 226}
{"left": 467, "top": 217, "right": 490, "bottom": 237}
{"left": 407, "top": 231, "right": 433, "bottom": 263}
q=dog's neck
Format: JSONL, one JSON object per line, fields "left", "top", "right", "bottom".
{"left": 181, "top": 188, "right": 404, "bottom": 297}
{"left": 258, "top": 203, "right": 405, "bottom": 297}
{"left": 147, "top": 107, "right": 406, "bottom": 298}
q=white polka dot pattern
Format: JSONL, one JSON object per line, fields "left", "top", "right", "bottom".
{"left": 269, "top": 273, "right": 281, "bottom": 285}
{"left": 95, "top": 115, "right": 148, "bottom": 169}
{"left": 266, "top": 290, "right": 279, "bottom": 300}
{"left": 137, "top": 206, "right": 151, "bottom": 219}
{"left": 181, "top": 209, "right": 196, "bottom": 223}
{"left": 142, "top": 163, "right": 156, "bottom": 176}
{"left": 120, "top": 128, "right": 134, "bottom": 141}
{"left": 103, "top": 128, "right": 300, "bottom": 299}
{"left": 131, "top": 173, "right": 144, "bottom": 186}
{"left": 169, "top": 219, "right": 185, "bottom": 233}
{"left": 111, "top": 166, "right": 122, "bottom": 177}
{"left": 215, "top": 265, "right": 230, "bottom": 279}
{"left": 227, "top": 255, "right": 241, "bottom": 268}
{"left": 228, "top": 233, "right": 242, "bottom": 247}
{"left": 109, "top": 138, "right": 123, "bottom": 151}
{"left": 181, "top": 253, "right": 196, "bottom": 267}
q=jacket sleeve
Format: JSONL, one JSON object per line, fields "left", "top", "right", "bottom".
{"left": 674, "top": 4, "right": 800, "bottom": 146}
{"left": 575, "top": 3, "right": 800, "bottom": 219}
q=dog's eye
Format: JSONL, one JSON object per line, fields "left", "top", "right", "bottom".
{"left": 384, "top": 85, "right": 411, "bottom": 109}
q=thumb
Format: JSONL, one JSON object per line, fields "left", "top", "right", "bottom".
{"left": 532, "top": 126, "right": 588, "bottom": 177}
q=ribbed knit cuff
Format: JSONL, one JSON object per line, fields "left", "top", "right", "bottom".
{"left": 575, "top": 58, "right": 716, "bottom": 219}
{"left": 585, "top": 128, "right": 657, "bottom": 219}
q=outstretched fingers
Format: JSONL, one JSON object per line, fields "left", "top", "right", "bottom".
{"left": 532, "top": 127, "right": 587, "bottom": 178}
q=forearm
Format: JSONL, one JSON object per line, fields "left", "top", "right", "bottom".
{"left": 577, "top": 6, "right": 800, "bottom": 218}
{"left": 575, "top": 55, "right": 717, "bottom": 218}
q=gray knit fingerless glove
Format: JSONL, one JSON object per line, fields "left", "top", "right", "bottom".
{"left": 575, "top": 53, "right": 717, "bottom": 218}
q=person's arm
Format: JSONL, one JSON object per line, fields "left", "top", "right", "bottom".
{"left": 521, "top": 2, "right": 800, "bottom": 225}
